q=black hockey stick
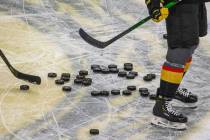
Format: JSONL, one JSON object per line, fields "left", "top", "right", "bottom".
{"left": 79, "top": 0, "right": 180, "bottom": 49}
{"left": 0, "top": 49, "right": 41, "bottom": 85}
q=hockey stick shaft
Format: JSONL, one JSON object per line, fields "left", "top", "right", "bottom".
{"left": 0, "top": 49, "right": 41, "bottom": 85}
{"left": 79, "top": 0, "right": 180, "bottom": 48}
{"left": 111, "top": 0, "right": 180, "bottom": 40}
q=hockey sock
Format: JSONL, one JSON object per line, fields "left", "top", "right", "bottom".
{"left": 183, "top": 57, "right": 192, "bottom": 76}
{"left": 158, "top": 61, "right": 185, "bottom": 98}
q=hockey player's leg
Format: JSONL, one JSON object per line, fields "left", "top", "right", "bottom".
{"left": 151, "top": 59, "right": 188, "bottom": 130}
{"left": 168, "top": 46, "right": 198, "bottom": 108}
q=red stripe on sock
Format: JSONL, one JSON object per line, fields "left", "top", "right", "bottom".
{"left": 162, "top": 65, "right": 184, "bottom": 73}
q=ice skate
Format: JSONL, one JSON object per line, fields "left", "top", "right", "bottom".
{"left": 172, "top": 88, "right": 198, "bottom": 109}
{"left": 151, "top": 98, "right": 188, "bottom": 130}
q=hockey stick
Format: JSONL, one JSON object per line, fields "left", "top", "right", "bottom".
{"left": 79, "top": 0, "right": 181, "bottom": 49}
{"left": 0, "top": 49, "right": 41, "bottom": 85}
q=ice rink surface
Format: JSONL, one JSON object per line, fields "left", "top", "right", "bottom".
{"left": 0, "top": 0, "right": 210, "bottom": 140}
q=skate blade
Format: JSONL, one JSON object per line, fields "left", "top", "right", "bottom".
{"left": 151, "top": 117, "right": 187, "bottom": 131}
{"left": 172, "top": 100, "right": 197, "bottom": 109}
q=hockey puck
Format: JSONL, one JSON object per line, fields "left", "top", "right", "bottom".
{"left": 126, "top": 73, "right": 135, "bottom": 79}
{"left": 101, "top": 68, "right": 110, "bottom": 74}
{"left": 61, "top": 73, "right": 70, "bottom": 78}
{"left": 74, "top": 79, "right": 83, "bottom": 84}
{"left": 84, "top": 78, "right": 92, "bottom": 83}
{"left": 91, "top": 91, "right": 101, "bottom": 97}
{"left": 143, "top": 74, "right": 153, "bottom": 82}
{"left": 91, "top": 64, "right": 100, "bottom": 70}
{"left": 79, "top": 70, "right": 88, "bottom": 76}
{"left": 122, "top": 90, "right": 132, "bottom": 96}
{"left": 111, "top": 90, "right": 121, "bottom": 95}
{"left": 61, "top": 76, "right": 70, "bottom": 82}
{"left": 109, "top": 68, "right": 119, "bottom": 73}
{"left": 48, "top": 72, "right": 57, "bottom": 78}
{"left": 163, "top": 34, "right": 168, "bottom": 40}
{"left": 90, "top": 129, "right": 99, "bottom": 135}
{"left": 127, "top": 86, "right": 136, "bottom": 91}
{"left": 20, "top": 85, "right": 29, "bottom": 91}
{"left": 139, "top": 88, "right": 149, "bottom": 93}
{"left": 82, "top": 79, "right": 92, "bottom": 86}
{"left": 149, "top": 94, "right": 157, "bottom": 100}
{"left": 92, "top": 67, "right": 101, "bottom": 73}
{"left": 55, "top": 79, "right": 65, "bottom": 85}
{"left": 124, "top": 63, "right": 133, "bottom": 67}
{"left": 149, "top": 73, "right": 156, "bottom": 79}
{"left": 100, "top": 91, "right": 110, "bottom": 96}
{"left": 124, "top": 65, "right": 133, "bottom": 71}
{"left": 141, "top": 91, "right": 150, "bottom": 97}
{"left": 129, "top": 71, "right": 138, "bottom": 77}
{"left": 118, "top": 71, "right": 127, "bottom": 77}
{"left": 108, "top": 64, "right": 117, "bottom": 69}
{"left": 139, "top": 88, "right": 150, "bottom": 97}
{"left": 76, "top": 75, "right": 85, "bottom": 80}
{"left": 62, "top": 86, "right": 72, "bottom": 92}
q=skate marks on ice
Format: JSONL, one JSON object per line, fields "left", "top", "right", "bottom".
{"left": 0, "top": 17, "right": 74, "bottom": 137}
{"left": 0, "top": 0, "right": 210, "bottom": 140}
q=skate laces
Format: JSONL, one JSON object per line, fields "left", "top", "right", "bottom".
{"left": 165, "top": 101, "right": 180, "bottom": 116}
{"left": 177, "top": 88, "right": 190, "bottom": 97}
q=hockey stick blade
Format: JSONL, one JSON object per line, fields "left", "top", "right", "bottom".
{"left": 0, "top": 50, "right": 41, "bottom": 85}
{"left": 79, "top": 28, "right": 110, "bottom": 49}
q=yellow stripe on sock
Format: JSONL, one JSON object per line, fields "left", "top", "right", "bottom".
{"left": 161, "top": 69, "right": 184, "bottom": 84}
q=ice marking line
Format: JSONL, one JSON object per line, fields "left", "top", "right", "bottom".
{"left": 51, "top": 111, "right": 62, "bottom": 140}
{"left": 0, "top": 83, "right": 29, "bottom": 140}
{"left": 22, "top": 0, "right": 29, "bottom": 26}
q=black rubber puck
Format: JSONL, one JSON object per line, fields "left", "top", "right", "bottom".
{"left": 90, "top": 129, "right": 99, "bottom": 135}
{"left": 143, "top": 74, "right": 153, "bottom": 82}
{"left": 91, "top": 91, "right": 101, "bottom": 97}
{"left": 163, "top": 34, "right": 168, "bottom": 40}
{"left": 126, "top": 73, "right": 135, "bottom": 79}
{"left": 48, "top": 72, "right": 57, "bottom": 78}
{"left": 122, "top": 90, "right": 132, "bottom": 96}
{"left": 141, "top": 91, "right": 150, "bottom": 97}
{"left": 139, "top": 88, "right": 149, "bottom": 93}
{"left": 74, "top": 79, "right": 83, "bottom": 84}
{"left": 127, "top": 86, "right": 136, "bottom": 91}
{"left": 55, "top": 79, "right": 65, "bottom": 85}
{"left": 20, "top": 85, "right": 29, "bottom": 90}
{"left": 61, "top": 76, "right": 70, "bottom": 82}
{"left": 149, "top": 94, "right": 157, "bottom": 100}
{"left": 101, "top": 68, "right": 110, "bottom": 74}
{"left": 82, "top": 79, "right": 92, "bottom": 86}
{"left": 129, "top": 71, "right": 138, "bottom": 77}
{"left": 62, "top": 86, "right": 72, "bottom": 92}
{"left": 76, "top": 75, "right": 85, "bottom": 80}
{"left": 111, "top": 90, "right": 121, "bottom": 95}
{"left": 109, "top": 68, "right": 119, "bottom": 73}
{"left": 61, "top": 73, "right": 70, "bottom": 78}
{"left": 79, "top": 70, "right": 88, "bottom": 76}
{"left": 91, "top": 64, "right": 100, "bottom": 70}
{"left": 124, "top": 63, "right": 133, "bottom": 67}
{"left": 124, "top": 65, "right": 133, "bottom": 71}
{"left": 148, "top": 73, "right": 156, "bottom": 79}
{"left": 118, "top": 71, "right": 127, "bottom": 77}
{"left": 84, "top": 78, "right": 92, "bottom": 83}
{"left": 100, "top": 91, "right": 110, "bottom": 96}
{"left": 108, "top": 64, "right": 117, "bottom": 69}
{"left": 93, "top": 67, "right": 101, "bottom": 73}
{"left": 139, "top": 88, "right": 150, "bottom": 97}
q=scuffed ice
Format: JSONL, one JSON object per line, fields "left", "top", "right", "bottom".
{"left": 0, "top": 0, "right": 210, "bottom": 140}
